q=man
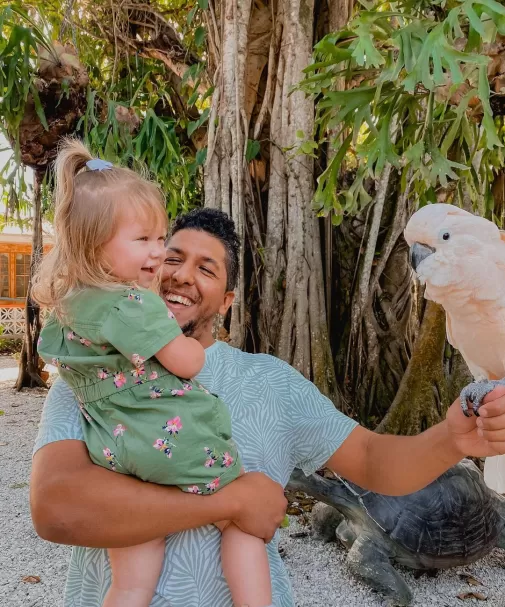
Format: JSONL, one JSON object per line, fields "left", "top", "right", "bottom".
{"left": 31, "top": 208, "right": 505, "bottom": 607}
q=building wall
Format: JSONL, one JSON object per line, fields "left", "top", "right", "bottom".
{"left": 0, "top": 234, "right": 53, "bottom": 337}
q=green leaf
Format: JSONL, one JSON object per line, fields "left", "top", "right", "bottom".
{"left": 195, "top": 26, "right": 206, "bottom": 47}
{"left": 246, "top": 139, "right": 261, "bottom": 162}
{"left": 313, "top": 133, "right": 353, "bottom": 213}
{"left": 29, "top": 83, "right": 48, "bottom": 131}
{"left": 300, "top": 140, "right": 318, "bottom": 156}
{"left": 187, "top": 108, "right": 210, "bottom": 137}
{"left": 478, "top": 65, "right": 503, "bottom": 149}
{"left": 466, "top": 4, "right": 485, "bottom": 36}
{"left": 0, "top": 410, "right": 4, "bottom": 416}
{"left": 187, "top": 6, "right": 198, "bottom": 25}
{"left": 198, "top": 0, "right": 209, "bottom": 8}
{"left": 196, "top": 147, "right": 207, "bottom": 166}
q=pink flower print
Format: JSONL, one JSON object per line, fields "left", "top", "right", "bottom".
{"left": 128, "top": 291, "right": 143, "bottom": 303}
{"left": 131, "top": 366, "right": 145, "bottom": 379}
{"left": 221, "top": 452, "right": 234, "bottom": 468}
{"left": 103, "top": 447, "right": 118, "bottom": 471}
{"left": 153, "top": 438, "right": 174, "bottom": 458}
{"left": 80, "top": 337, "right": 92, "bottom": 347}
{"left": 182, "top": 383, "right": 193, "bottom": 391}
{"left": 114, "top": 372, "right": 126, "bottom": 388}
{"left": 167, "top": 309, "right": 175, "bottom": 319}
{"left": 67, "top": 331, "right": 76, "bottom": 341}
{"left": 187, "top": 485, "right": 202, "bottom": 494}
{"left": 149, "top": 371, "right": 158, "bottom": 380}
{"left": 101, "top": 345, "right": 107, "bottom": 351}
{"left": 113, "top": 424, "right": 126, "bottom": 437}
{"left": 97, "top": 368, "right": 110, "bottom": 380}
{"left": 51, "top": 358, "right": 70, "bottom": 370}
{"left": 163, "top": 416, "right": 182, "bottom": 435}
{"left": 150, "top": 386, "right": 164, "bottom": 398}
{"left": 204, "top": 447, "right": 217, "bottom": 468}
{"left": 37, "top": 336, "right": 42, "bottom": 346}
{"left": 131, "top": 353, "right": 146, "bottom": 367}
{"left": 171, "top": 389, "right": 185, "bottom": 396}
{"left": 206, "top": 477, "right": 220, "bottom": 492}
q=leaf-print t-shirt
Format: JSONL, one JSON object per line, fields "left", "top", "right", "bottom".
{"left": 33, "top": 340, "right": 359, "bottom": 607}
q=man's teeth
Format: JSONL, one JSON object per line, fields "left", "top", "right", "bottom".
{"left": 167, "top": 294, "right": 192, "bottom": 306}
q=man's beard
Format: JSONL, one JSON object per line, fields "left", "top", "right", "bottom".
{"left": 181, "top": 320, "right": 197, "bottom": 336}
{"left": 180, "top": 311, "right": 213, "bottom": 339}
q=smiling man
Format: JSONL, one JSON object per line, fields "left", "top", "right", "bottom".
{"left": 31, "top": 208, "right": 505, "bottom": 607}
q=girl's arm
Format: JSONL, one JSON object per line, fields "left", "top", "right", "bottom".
{"left": 155, "top": 334, "right": 205, "bottom": 379}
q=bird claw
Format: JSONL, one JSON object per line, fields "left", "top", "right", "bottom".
{"left": 460, "top": 379, "right": 505, "bottom": 417}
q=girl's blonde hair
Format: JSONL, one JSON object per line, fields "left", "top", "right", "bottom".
{"left": 32, "top": 138, "right": 168, "bottom": 314}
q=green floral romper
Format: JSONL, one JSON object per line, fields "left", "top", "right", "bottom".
{"left": 37, "top": 286, "right": 242, "bottom": 494}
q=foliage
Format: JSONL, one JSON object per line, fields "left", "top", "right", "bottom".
{"left": 299, "top": 0, "right": 505, "bottom": 224}
{"left": 0, "top": 5, "right": 53, "bottom": 142}
{"left": 0, "top": 1, "right": 208, "bottom": 221}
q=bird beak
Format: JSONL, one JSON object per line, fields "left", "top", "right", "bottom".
{"left": 409, "top": 242, "right": 436, "bottom": 271}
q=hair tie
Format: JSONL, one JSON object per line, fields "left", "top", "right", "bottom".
{"left": 86, "top": 158, "right": 114, "bottom": 171}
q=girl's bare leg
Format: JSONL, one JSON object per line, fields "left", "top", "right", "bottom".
{"left": 216, "top": 520, "right": 273, "bottom": 607}
{"left": 102, "top": 538, "right": 165, "bottom": 607}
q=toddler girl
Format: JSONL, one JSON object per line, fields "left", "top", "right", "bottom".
{"left": 34, "top": 139, "right": 273, "bottom": 607}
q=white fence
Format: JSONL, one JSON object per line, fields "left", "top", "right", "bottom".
{"left": 0, "top": 307, "right": 25, "bottom": 337}
{"left": 0, "top": 307, "right": 49, "bottom": 337}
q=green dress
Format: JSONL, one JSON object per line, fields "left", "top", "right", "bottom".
{"left": 37, "top": 286, "right": 242, "bottom": 494}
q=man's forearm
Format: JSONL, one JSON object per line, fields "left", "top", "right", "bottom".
{"left": 31, "top": 441, "right": 238, "bottom": 548}
{"left": 364, "top": 420, "right": 462, "bottom": 495}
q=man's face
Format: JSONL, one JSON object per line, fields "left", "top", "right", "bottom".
{"left": 162, "top": 229, "right": 235, "bottom": 345}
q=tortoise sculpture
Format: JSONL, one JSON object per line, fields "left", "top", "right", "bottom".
{"left": 287, "top": 459, "right": 505, "bottom": 606}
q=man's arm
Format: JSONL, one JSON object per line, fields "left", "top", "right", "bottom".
{"left": 326, "top": 387, "right": 505, "bottom": 496}
{"left": 31, "top": 441, "right": 286, "bottom": 547}
{"left": 325, "top": 423, "right": 460, "bottom": 496}
{"left": 31, "top": 378, "right": 286, "bottom": 548}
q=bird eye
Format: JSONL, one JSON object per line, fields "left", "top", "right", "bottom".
{"left": 439, "top": 230, "right": 450, "bottom": 241}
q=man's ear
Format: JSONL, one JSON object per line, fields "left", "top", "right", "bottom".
{"left": 219, "top": 291, "right": 235, "bottom": 316}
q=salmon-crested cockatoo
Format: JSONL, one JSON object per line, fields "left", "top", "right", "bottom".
{"left": 404, "top": 202, "right": 505, "bottom": 494}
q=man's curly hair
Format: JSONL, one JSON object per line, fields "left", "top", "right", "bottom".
{"left": 170, "top": 208, "right": 240, "bottom": 291}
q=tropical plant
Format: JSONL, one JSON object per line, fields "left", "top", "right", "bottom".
{"left": 0, "top": 1, "right": 203, "bottom": 387}
{"left": 296, "top": 0, "right": 505, "bottom": 427}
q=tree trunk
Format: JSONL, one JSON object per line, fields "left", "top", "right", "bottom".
{"left": 205, "top": 0, "right": 339, "bottom": 398}
{"left": 376, "top": 300, "right": 449, "bottom": 435}
{"left": 15, "top": 170, "right": 47, "bottom": 390}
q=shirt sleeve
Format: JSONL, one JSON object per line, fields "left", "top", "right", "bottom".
{"left": 101, "top": 289, "right": 182, "bottom": 364}
{"left": 286, "top": 364, "right": 359, "bottom": 475}
{"left": 32, "top": 377, "right": 85, "bottom": 455}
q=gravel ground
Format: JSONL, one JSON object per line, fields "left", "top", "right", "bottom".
{"left": 1, "top": 356, "right": 505, "bottom": 607}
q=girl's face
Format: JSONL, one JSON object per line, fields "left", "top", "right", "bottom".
{"left": 102, "top": 207, "right": 167, "bottom": 288}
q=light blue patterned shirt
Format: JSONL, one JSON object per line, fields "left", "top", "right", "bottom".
{"left": 34, "top": 341, "right": 358, "bottom": 607}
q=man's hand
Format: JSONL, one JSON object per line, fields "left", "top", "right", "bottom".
{"left": 446, "top": 385, "right": 505, "bottom": 458}
{"left": 220, "top": 472, "right": 287, "bottom": 542}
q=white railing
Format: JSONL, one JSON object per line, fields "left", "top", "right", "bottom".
{"left": 0, "top": 306, "right": 48, "bottom": 337}
{"left": 0, "top": 307, "right": 25, "bottom": 337}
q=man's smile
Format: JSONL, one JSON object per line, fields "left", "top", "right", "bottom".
{"left": 164, "top": 291, "right": 196, "bottom": 308}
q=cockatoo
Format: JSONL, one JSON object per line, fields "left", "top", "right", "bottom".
{"left": 404, "top": 202, "right": 505, "bottom": 494}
